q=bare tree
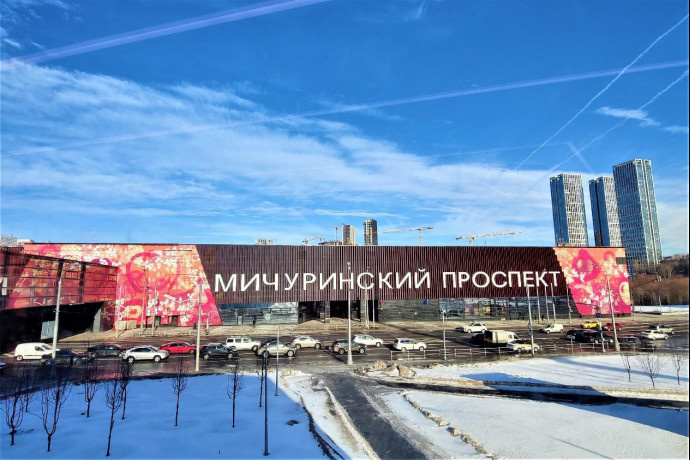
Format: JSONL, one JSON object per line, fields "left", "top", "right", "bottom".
{"left": 40, "top": 368, "right": 72, "bottom": 452}
{"left": 226, "top": 363, "right": 244, "bottom": 428}
{"left": 170, "top": 358, "right": 188, "bottom": 427}
{"left": 104, "top": 377, "right": 124, "bottom": 457}
{"left": 620, "top": 353, "right": 633, "bottom": 382}
{"left": 668, "top": 348, "right": 687, "bottom": 385}
{"left": 635, "top": 352, "right": 661, "bottom": 389}
{"left": 2, "top": 365, "right": 36, "bottom": 446}
{"left": 256, "top": 359, "right": 268, "bottom": 407}
{"left": 21, "top": 365, "right": 38, "bottom": 414}
{"left": 119, "top": 359, "right": 132, "bottom": 420}
{"left": 82, "top": 358, "right": 100, "bottom": 417}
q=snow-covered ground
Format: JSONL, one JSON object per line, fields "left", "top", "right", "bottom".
{"left": 634, "top": 305, "right": 689, "bottom": 313}
{"left": 0, "top": 370, "right": 352, "bottom": 459}
{"left": 365, "top": 354, "right": 689, "bottom": 459}
{"left": 2, "top": 354, "right": 688, "bottom": 459}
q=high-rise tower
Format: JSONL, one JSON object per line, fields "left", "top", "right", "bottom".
{"left": 589, "top": 177, "right": 622, "bottom": 247}
{"left": 342, "top": 224, "right": 356, "bottom": 245}
{"left": 612, "top": 159, "right": 662, "bottom": 266}
{"left": 550, "top": 174, "right": 589, "bottom": 246}
{"left": 363, "top": 219, "right": 378, "bottom": 246}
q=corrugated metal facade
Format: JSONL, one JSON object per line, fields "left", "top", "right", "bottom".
{"left": 197, "top": 245, "right": 567, "bottom": 303}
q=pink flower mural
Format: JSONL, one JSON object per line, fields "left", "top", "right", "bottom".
{"left": 24, "top": 244, "right": 221, "bottom": 328}
{"left": 554, "top": 247, "right": 631, "bottom": 316}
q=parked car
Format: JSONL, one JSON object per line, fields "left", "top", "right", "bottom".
{"left": 87, "top": 343, "right": 125, "bottom": 358}
{"left": 121, "top": 346, "right": 170, "bottom": 363}
{"left": 256, "top": 341, "right": 296, "bottom": 357}
{"left": 649, "top": 324, "right": 675, "bottom": 335}
{"left": 200, "top": 343, "right": 238, "bottom": 360}
{"left": 581, "top": 321, "right": 601, "bottom": 329}
{"left": 640, "top": 330, "right": 668, "bottom": 340}
{"left": 576, "top": 330, "right": 614, "bottom": 344}
{"left": 331, "top": 339, "right": 366, "bottom": 355}
{"left": 225, "top": 337, "right": 261, "bottom": 352}
{"left": 353, "top": 334, "right": 384, "bottom": 347}
{"left": 540, "top": 323, "right": 564, "bottom": 334}
{"left": 159, "top": 342, "right": 196, "bottom": 355}
{"left": 41, "top": 350, "right": 93, "bottom": 366}
{"left": 458, "top": 322, "right": 487, "bottom": 333}
{"left": 507, "top": 339, "right": 541, "bottom": 353}
{"left": 14, "top": 342, "right": 55, "bottom": 361}
{"left": 288, "top": 336, "right": 323, "bottom": 349}
{"left": 470, "top": 333, "right": 486, "bottom": 345}
{"left": 602, "top": 323, "right": 622, "bottom": 331}
{"left": 565, "top": 329, "right": 582, "bottom": 340}
{"left": 619, "top": 336, "right": 641, "bottom": 349}
{"left": 392, "top": 338, "right": 427, "bottom": 352}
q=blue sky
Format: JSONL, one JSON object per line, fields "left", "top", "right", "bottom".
{"left": 1, "top": 0, "right": 688, "bottom": 254}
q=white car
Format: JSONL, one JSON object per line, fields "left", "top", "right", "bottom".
{"left": 540, "top": 323, "right": 564, "bottom": 334}
{"left": 459, "top": 322, "right": 487, "bottom": 333}
{"left": 640, "top": 330, "right": 668, "bottom": 341}
{"left": 392, "top": 338, "right": 427, "bottom": 352}
{"left": 288, "top": 336, "right": 323, "bottom": 349}
{"left": 225, "top": 337, "right": 261, "bottom": 352}
{"left": 507, "top": 340, "right": 541, "bottom": 353}
{"left": 650, "top": 324, "right": 676, "bottom": 335}
{"left": 14, "top": 342, "right": 56, "bottom": 361}
{"left": 353, "top": 334, "right": 384, "bottom": 347}
{"left": 121, "top": 346, "right": 170, "bottom": 363}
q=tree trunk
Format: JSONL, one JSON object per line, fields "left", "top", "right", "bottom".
{"left": 121, "top": 390, "right": 127, "bottom": 420}
{"left": 175, "top": 395, "right": 180, "bottom": 426}
{"left": 47, "top": 433, "right": 52, "bottom": 452}
{"left": 11, "top": 429, "right": 16, "bottom": 446}
{"left": 107, "top": 414, "right": 115, "bottom": 456}
{"left": 87, "top": 400, "right": 91, "bottom": 418}
{"left": 232, "top": 396, "right": 236, "bottom": 428}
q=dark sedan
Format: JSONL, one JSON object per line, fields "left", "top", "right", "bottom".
{"left": 87, "top": 344, "right": 125, "bottom": 358}
{"left": 200, "top": 343, "right": 238, "bottom": 360}
{"left": 41, "top": 350, "right": 93, "bottom": 366}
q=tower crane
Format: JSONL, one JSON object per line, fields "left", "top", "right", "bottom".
{"left": 302, "top": 236, "right": 325, "bottom": 245}
{"left": 455, "top": 230, "right": 521, "bottom": 246}
{"left": 383, "top": 226, "right": 434, "bottom": 246}
{"left": 330, "top": 225, "right": 343, "bottom": 243}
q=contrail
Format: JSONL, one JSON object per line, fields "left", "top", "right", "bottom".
{"left": 531, "top": 69, "right": 689, "bottom": 192}
{"left": 0, "top": 0, "right": 330, "bottom": 70}
{"left": 2, "top": 60, "right": 687, "bottom": 158}
{"left": 513, "top": 13, "right": 689, "bottom": 171}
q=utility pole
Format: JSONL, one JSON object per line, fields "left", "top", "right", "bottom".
{"left": 526, "top": 285, "right": 535, "bottom": 357}
{"left": 51, "top": 261, "right": 64, "bottom": 360}
{"left": 607, "top": 275, "right": 620, "bottom": 352}
{"left": 275, "top": 326, "right": 280, "bottom": 396}
{"left": 195, "top": 279, "right": 203, "bottom": 372}
{"left": 263, "top": 352, "right": 269, "bottom": 456}
{"left": 346, "top": 262, "right": 353, "bottom": 366}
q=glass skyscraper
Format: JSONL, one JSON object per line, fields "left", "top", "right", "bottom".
{"left": 550, "top": 173, "right": 589, "bottom": 246}
{"left": 589, "top": 176, "right": 622, "bottom": 247}
{"left": 612, "top": 159, "right": 662, "bottom": 266}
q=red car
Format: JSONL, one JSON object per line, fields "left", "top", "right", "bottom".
{"left": 602, "top": 323, "right": 622, "bottom": 331}
{"left": 159, "top": 342, "right": 196, "bottom": 355}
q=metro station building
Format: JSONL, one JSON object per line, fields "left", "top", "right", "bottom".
{"left": 0, "top": 243, "right": 632, "bottom": 347}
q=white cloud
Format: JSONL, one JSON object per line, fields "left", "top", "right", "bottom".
{"left": 663, "top": 125, "right": 689, "bottom": 134}
{"left": 1, "top": 64, "right": 686, "bottom": 251}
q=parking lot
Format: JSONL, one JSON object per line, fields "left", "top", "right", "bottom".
{"left": 1, "top": 313, "right": 687, "bottom": 379}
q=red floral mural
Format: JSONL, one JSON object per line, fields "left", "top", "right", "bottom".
{"left": 24, "top": 244, "right": 221, "bottom": 328}
{"left": 554, "top": 247, "right": 631, "bottom": 316}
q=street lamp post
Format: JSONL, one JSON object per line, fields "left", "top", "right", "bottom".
{"left": 346, "top": 262, "right": 353, "bottom": 366}
{"left": 441, "top": 307, "right": 447, "bottom": 361}
{"left": 195, "top": 279, "right": 203, "bottom": 372}
{"left": 263, "top": 352, "right": 269, "bottom": 456}
{"left": 275, "top": 326, "right": 280, "bottom": 396}
{"left": 526, "top": 285, "right": 535, "bottom": 357}
{"left": 51, "top": 261, "right": 64, "bottom": 361}
{"left": 606, "top": 275, "right": 621, "bottom": 352}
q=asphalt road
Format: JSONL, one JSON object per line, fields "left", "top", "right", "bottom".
{"left": 2, "top": 314, "right": 687, "bottom": 378}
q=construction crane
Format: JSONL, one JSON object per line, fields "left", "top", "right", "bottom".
{"left": 330, "top": 225, "right": 343, "bottom": 243}
{"left": 383, "top": 226, "right": 434, "bottom": 246}
{"left": 456, "top": 230, "right": 521, "bottom": 246}
{"left": 302, "top": 236, "right": 325, "bottom": 245}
